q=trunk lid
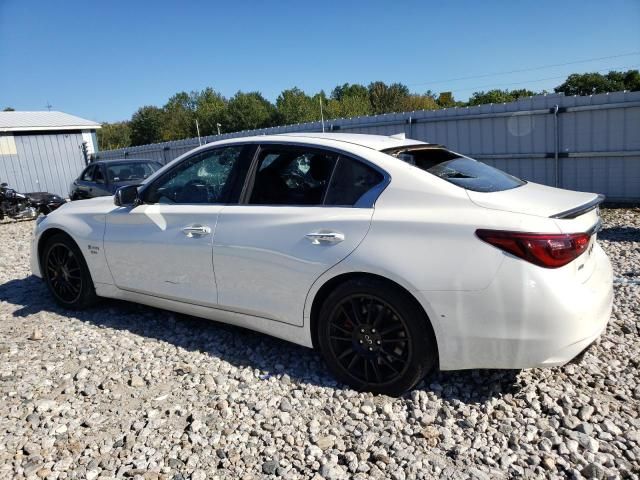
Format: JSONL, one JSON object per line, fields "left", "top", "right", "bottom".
{"left": 466, "top": 181, "right": 602, "bottom": 219}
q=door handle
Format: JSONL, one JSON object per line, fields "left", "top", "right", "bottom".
{"left": 305, "top": 231, "right": 345, "bottom": 244}
{"left": 182, "top": 225, "right": 211, "bottom": 237}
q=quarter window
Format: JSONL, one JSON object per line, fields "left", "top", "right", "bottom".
{"left": 249, "top": 148, "right": 338, "bottom": 205}
{"left": 324, "top": 158, "right": 384, "bottom": 206}
{"left": 144, "top": 146, "right": 243, "bottom": 204}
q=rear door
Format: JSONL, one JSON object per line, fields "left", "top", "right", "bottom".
{"left": 212, "top": 144, "right": 386, "bottom": 326}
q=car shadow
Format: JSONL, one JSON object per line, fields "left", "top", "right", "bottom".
{"left": 598, "top": 226, "right": 640, "bottom": 242}
{"left": 0, "top": 275, "right": 520, "bottom": 402}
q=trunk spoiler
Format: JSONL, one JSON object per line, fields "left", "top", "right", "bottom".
{"left": 550, "top": 194, "right": 605, "bottom": 219}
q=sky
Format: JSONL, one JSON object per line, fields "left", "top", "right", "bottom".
{"left": 1, "top": 0, "right": 639, "bottom": 123}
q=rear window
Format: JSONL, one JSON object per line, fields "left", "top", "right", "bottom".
{"left": 106, "top": 162, "right": 160, "bottom": 183}
{"left": 384, "top": 147, "right": 525, "bottom": 193}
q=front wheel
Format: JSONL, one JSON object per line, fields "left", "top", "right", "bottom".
{"left": 42, "top": 233, "right": 98, "bottom": 309}
{"left": 317, "top": 278, "right": 437, "bottom": 396}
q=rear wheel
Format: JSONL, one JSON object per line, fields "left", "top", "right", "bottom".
{"left": 42, "top": 233, "right": 97, "bottom": 309}
{"left": 317, "top": 278, "right": 437, "bottom": 396}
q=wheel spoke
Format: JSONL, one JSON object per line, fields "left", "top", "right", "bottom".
{"left": 382, "top": 347, "right": 407, "bottom": 364}
{"left": 329, "top": 335, "right": 351, "bottom": 342}
{"left": 331, "top": 322, "right": 353, "bottom": 336}
{"left": 347, "top": 353, "right": 360, "bottom": 370}
{"left": 379, "top": 323, "right": 403, "bottom": 336}
{"left": 337, "top": 347, "right": 355, "bottom": 361}
{"left": 369, "top": 358, "right": 383, "bottom": 382}
{"left": 381, "top": 337, "right": 408, "bottom": 344}
{"left": 349, "top": 299, "right": 362, "bottom": 326}
{"left": 379, "top": 354, "right": 400, "bottom": 375}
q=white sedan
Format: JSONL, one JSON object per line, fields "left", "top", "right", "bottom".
{"left": 31, "top": 133, "right": 613, "bottom": 395}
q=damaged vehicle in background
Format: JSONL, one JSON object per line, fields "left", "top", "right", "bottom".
{"left": 69, "top": 159, "right": 162, "bottom": 200}
{"left": 30, "top": 133, "right": 613, "bottom": 395}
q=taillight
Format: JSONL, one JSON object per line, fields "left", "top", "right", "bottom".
{"left": 476, "top": 229, "right": 591, "bottom": 268}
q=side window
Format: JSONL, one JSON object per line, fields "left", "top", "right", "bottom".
{"left": 249, "top": 147, "right": 338, "bottom": 205}
{"left": 144, "top": 146, "right": 243, "bottom": 204}
{"left": 325, "top": 157, "right": 384, "bottom": 206}
{"left": 94, "top": 166, "right": 105, "bottom": 183}
{"left": 81, "top": 165, "right": 95, "bottom": 181}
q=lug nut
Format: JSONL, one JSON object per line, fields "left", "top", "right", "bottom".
{"left": 376, "top": 340, "right": 381, "bottom": 345}
{"left": 368, "top": 347, "right": 373, "bottom": 351}
{"left": 360, "top": 328, "right": 365, "bottom": 333}
{"left": 371, "top": 329, "right": 376, "bottom": 333}
{"left": 359, "top": 340, "right": 363, "bottom": 344}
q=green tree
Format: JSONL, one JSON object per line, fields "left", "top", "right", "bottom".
{"left": 555, "top": 69, "right": 640, "bottom": 95}
{"left": 437, "top": 91, "right": 463, "bottom": 108}
{"left": 276, "top": 87, "right": 317, "bottom": 124}
{"left": 194, "top": 88, "right": 227, "bottom": 136}
{"left": 129, "top": 106, "right": 164, "bottom": 146}
{"left": 368, "top": 81, "right": 410, "bottom": 114}
{"left": 327, "top": 83, "right": 372, "bottom": 118}
{"left": 402, "top": 92, "right": 439, "bottom": 111}
{"left": 226, "top": 91, "right": 276, "bottom": 131}
{"left": 161, "top": 91, "right": 197, "bottom": 141}
{"left": 3, "top": 107, "right": 15, "bottom": 111}
{"left": 97, "top": 121, "right": 131, "bottom": 150}
{"left": 468, "top": 88, "right": 537, "bottom": 106}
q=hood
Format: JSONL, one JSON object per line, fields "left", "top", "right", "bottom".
{"left": 467, "top": 182, "right": 602, "bottom": 218}
{"left": 55, "top": 195, "right": 118, "bottom": 216}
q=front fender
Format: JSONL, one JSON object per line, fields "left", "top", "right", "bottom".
{"left": 32, "top": 212, "right": 113, "bottom": 285}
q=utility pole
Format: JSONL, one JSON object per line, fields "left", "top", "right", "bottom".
{"left": 216, "top": 123, "right": 221, "bottom": 136}
{"left": 196, "top": 119, "right": 202, "bottom": 146}
{"left": 319, "top": 96, "right": 325, "bottom": 133}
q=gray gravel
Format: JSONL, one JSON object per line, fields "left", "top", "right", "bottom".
{"left": 0, "top": 208, "right": 639, "bottom": 480}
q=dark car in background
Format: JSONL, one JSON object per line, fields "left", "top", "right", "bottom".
{"left": 70, "top": 159, "right": 162, "bottom": 200}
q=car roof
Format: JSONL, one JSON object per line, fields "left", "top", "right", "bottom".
{"left": 274, "top": 132, "right": 426, "bottom": 151}
{"left": 93, "top": 159, "right": 160, "bottom": 165}
{"left": 204, "top": 132, "right": 427, "bottom": 152}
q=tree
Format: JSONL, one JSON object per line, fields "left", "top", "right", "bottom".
{"left": 327, "top": 83, "right": 372, "bottom": 118}
{"left": 161, "top": 91, "right": 197, "bottom": 141}
{"left": 129, "top": 106, "right": 164, "bottom": 146}
{"left": 97, "top": 121, "right": 131, "bottom": 150}
{"left": 276, "top": 87, "right": 317, "bottom": 124}
{"left": 226, "top": 91, "right": 276, "bottom": 132}
{"left": 402, "top": 93, "right": 439, "bottom": 111}
{"left": 555, "top": 69, "right": 640, "bottom": 95}
{"left": 468, "top": 88, "right": 537, "bottom": 106}
{"left": 194, "top": 88, "right": 227, "bottom": 136}
{"left": 368, "top": 81, "right": 410, "bottom": 114}
{"left": 3, "top": 107, "right": 15, "bottom": 111}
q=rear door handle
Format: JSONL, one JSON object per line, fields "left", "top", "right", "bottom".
{"left": 182, "top": 225, "right": 211, "bottom": 237}
{"left": 305, "top": 231, "right": 345, "bottom": 244}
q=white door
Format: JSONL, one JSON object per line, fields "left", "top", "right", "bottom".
{"left": 103, "top": 145, "right": 247, "bottom": 306}
{"left": 212, "top": 144, "right": 386, "bottom": 326}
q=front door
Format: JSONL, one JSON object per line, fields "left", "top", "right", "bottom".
{"left": 212, "top": 144, "right": 386, "bottom": 325}
{"left": 103, "top": 145, "right": 248, "bottom": 306}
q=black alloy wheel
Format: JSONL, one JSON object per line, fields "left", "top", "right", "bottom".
{"left": 318, "top": 278, "right": 437, "bottom": 396}
{"left": 46, "top": 243, "right": 83, "bottom": 303}
{"left": 43, "top": 233, "right": 98, "bottom": 309}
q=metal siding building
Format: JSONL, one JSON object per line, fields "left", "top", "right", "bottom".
{"left": 96, "top": 91, "right": 640, "bottom": 202}
{"left": 0, "top": 111, "right": 100, "bottom": 197}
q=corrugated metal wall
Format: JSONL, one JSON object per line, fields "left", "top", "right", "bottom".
{"left": 92, "top": 90, "right": 638, "bottom": 202}
{"left": 0, "top": 132, "right": 87, "bottom": 197}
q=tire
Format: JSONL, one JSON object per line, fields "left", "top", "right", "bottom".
{"left": 42, "top": 233, "right": 98, "bottom": 309}
{"left": 317, "top": 277, "right": 437, "bottom": 396}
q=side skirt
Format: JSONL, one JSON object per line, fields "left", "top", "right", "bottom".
{"left": 94, "top": 283, "right": 314, "bottom": 348}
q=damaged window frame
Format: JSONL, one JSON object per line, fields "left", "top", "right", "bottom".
{"left": 382, "top": 145, "right": 526, "bottom": 193}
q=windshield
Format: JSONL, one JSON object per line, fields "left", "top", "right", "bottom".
{"left": 106, "top": 162, "right": 160, "bottom": 183}
{"left": 384, "top": 146, "right": 525, "bottom": 193}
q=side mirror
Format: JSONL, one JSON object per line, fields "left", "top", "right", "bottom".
{"left": 114, "top": 185, "right": 141, "bottom": 207}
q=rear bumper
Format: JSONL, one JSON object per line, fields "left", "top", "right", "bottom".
{"left": 422, "top": 243, "right": 613, "bottom": 370}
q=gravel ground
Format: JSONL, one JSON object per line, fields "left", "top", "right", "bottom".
{"left": 0, "top": 208, "right": 638, "bottom": 480}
